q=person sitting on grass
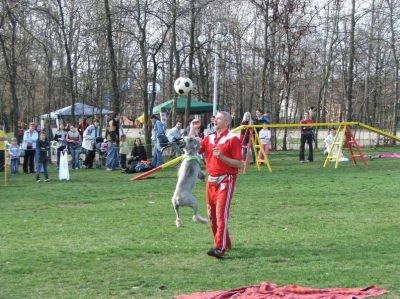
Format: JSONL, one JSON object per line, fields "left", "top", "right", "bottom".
{"left": 123, "top": 138, "right": 148, "bottom": 173}
{"left": 126, "top": 138, "right": 147, "bottom": 167}
{"left": 324, "top": 127, "right": 349, "bottom": 162}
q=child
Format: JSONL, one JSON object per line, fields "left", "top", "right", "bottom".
{"left": 8, "top": 137, "right": 21, "bottom": 174}
{"left": 324, "top": 127, "right": 335, "bottom": 155}
{"left": 258, "top": 126, "right": 271, "bottom": 159}
{"left": 119, "top": 134, "right": 129, "bottom": 169}
{"left": 100, "top": 139, "right": 108, "bottom": 166}
{"left": 36, "top": 132, "right": 50, "bottom": 182}
{"left": 324, "top": 127, "right": 349, "bottom": 162}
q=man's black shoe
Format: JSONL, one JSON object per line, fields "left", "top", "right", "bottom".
{"left": 207, "top": 247, "right": 224, "bottom": 258}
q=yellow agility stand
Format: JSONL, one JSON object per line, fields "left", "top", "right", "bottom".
{"left": 240, "top": 127, "right": 271, "bottom": 173}
{"left": 323, "top": 125, "right": 347, "bottom": 168}
{"left": 252, "top": 128, "right": 272, "bottom": 173}
{"left": 323, "top": 125, "right": 367, "bottom": 169}
{"left": 3, "top": 148, "right": 8, "bottom": 186}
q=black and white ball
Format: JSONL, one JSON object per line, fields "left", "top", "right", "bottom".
{"left": 174, "top": 77, "right": 193, "bottom": 96}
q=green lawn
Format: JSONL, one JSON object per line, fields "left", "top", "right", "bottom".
{"left": 1, "top": 147, "right": 399, "bottom": 298}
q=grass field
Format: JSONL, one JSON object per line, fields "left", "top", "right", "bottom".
{"left": 1, "top": 147, "right": 399, "bottom": 298}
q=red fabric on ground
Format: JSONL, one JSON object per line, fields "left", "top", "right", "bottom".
{"left": 174, "top": 281, "right": 387, "bottom": 299}
{"left": 369, "top": 153, "right": 400, "bottom": 159}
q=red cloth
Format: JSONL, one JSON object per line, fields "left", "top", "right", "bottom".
{"left": 175, "top": 281, "right": 387, "bottom": 299}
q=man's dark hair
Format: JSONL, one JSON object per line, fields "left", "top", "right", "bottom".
{"left": 150, "top": 114, "right": 158, "bottom": 120}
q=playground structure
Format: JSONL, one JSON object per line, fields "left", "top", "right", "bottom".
{"left": 128, "top": 121, "right": 400, "bottom": 181}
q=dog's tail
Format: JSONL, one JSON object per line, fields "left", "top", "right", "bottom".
{"left": 192, "top": 214, "right": 208, "bottom": 224}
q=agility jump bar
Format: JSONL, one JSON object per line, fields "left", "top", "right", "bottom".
{"left": 129, "top": 155, "right": 184, "bottom": 181}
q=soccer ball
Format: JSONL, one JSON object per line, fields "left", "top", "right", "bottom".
{"left": 174, "top": 77, "right": 193, "bottom": 96}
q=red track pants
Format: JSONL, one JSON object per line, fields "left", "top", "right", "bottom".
{"left": 206, "top": 174, "right": 237, "bottom": 250}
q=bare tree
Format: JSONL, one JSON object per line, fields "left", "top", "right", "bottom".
{"left": 0, "top": 1, "right": 21, "bottom": 135}
{"left": 385, "top": 0, "right": 399, "bottom": 143}
{"left": 104, "top": 0, "right": 120, "bottom": 113}
{"left": 345, "top": 0, "right": 356, "bottom": 121}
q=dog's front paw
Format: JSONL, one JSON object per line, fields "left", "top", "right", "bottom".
{"left": 175, "top": 218, "right": 183, "bottom": 227}
{"left": 198, "top": 171, "right": 206, "bottom": 181}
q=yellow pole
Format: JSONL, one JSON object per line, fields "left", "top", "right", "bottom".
{"left": 358, "top": 122, "right": 400, "bottom": 142}
{"left": 160, "top": 155, "right": 184, "bottom": 169}
{"left": 4, "top": 147, "right": 7, "bottom": 186}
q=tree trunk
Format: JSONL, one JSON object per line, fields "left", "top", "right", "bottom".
{"left": 104, "top": 0, "right": 120, "bottom": 113}
{"left": 345, "top": 0, "right": 356, "bottom": 121}
{"left": 386, "top": 0, "right": 399, "bottom": 144}
{"left": 0, "top": 4, "right": 19, "bottom": 136}
{"left": 56, "top": 0, "right": 77, "bottom": 123}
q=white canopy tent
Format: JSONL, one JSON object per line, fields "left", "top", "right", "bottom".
{"left": 40, "top": 102, "right": 113, "bottom": 119}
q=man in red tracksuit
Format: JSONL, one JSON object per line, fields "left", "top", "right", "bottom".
{"left": 190, "top": 111, "right": 242, "bottom": 258}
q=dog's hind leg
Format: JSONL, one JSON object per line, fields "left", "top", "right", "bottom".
{"left": 188, "top": 195, "right": 208, "bottom": 224}
{"left": 173, "top": 201, "right": 183, "bottom": 227}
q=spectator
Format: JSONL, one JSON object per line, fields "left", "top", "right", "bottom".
{"left": 309, "top": 106, "right": 317, "bottom": 122}
{"left": 184, "top": 119, "right": 193, "bottom": 136}
{"left": 206, "top": 115, "right": 216, "bottom": 135}
{"left": 42, "top": 121, "right": 54, "bottom": 164}
{"left": 323, "top": 127, "right": 336, "bottom": 155}
{"left": 35, "top": 124, "right": 42, "bottom": 135}
{"left": 299, "top": 111, "right": 314, "bottom": 163}
{"left": 150, "top": 114, "right": 165, "bottom": 167}
{"left": 130, "top": 138, "right": 147, "bottom": 162}
{"left": 65, "top": 121, "right": 71, "bottom": 132}
{"left": 167, "top": 121, "right": 183, "bottom": 158}
{"left": 258, "top": 125, "right": 271, "bottom": 160}
{"left": 22, "top": 123, "right": 39, "bottom": 174}
{"left": 119, "top": 134, "right": 129, "bottom": 169}
{"left": 263, "top": 110, "right": 271, "bottom": 124}
{"left": 105, "top": 113, "right": 120, "bottom": 171}
{"left": 54, "top": 124, "right": 68, "bottom": 168}
{"left": 35, "top": 132, "right": 50, "bottom": 183}
{"left": 82, "top": 120, "right": 100, "bottom": 169}
{"left": 8, "top": 137, "right": 21, "bottom": 175}
{"left": 17, "top": 125, "right": 24, "bottom": 145}
{"left": 77, "top": 117, "right": 89, "bottom": 137}
{"left": 0, "top": 123, "right": 7, "bottom": 172}
{"left": 324, "top": 127, "right": 349, "bottom": 162}
{"left": 253, "top": 109, "right": 269, "bottom": 127}
{"left": 66, "top": 125, "right": 82, "bottom": 170}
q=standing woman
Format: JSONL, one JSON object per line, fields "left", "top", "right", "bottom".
{"left": 54, "top": 124, "right": 68, "bottom": 168}
{"left": 82, "top": 120, "right": 100, "bottom": 169}
{"left": 66, "top": 125, "right": 82, "bottom": 169}
{"left": 22, "top": 123, "right": 39, "bottom": 174}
